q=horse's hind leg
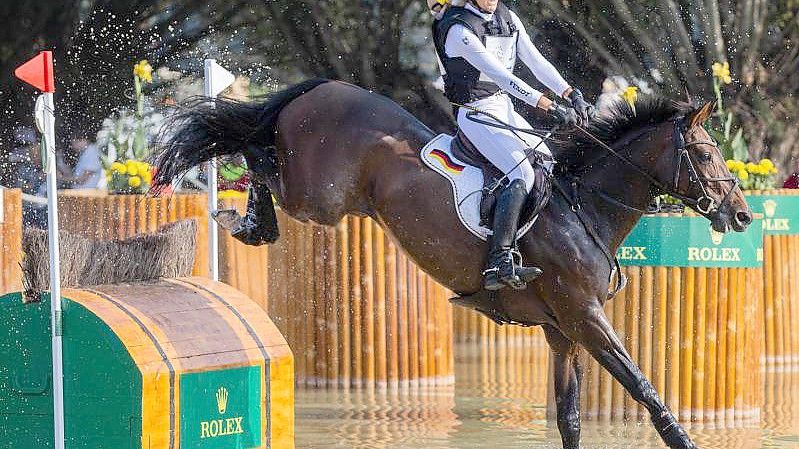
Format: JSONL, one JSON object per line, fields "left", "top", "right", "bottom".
{"left": 543, "top": 325, "right": 582, "bottom": 449}
{"left": 563, "top": 305, "right": 697, "bottom": 449}
{"left": 214, "top": 180, "right": 279, "bottom": 246}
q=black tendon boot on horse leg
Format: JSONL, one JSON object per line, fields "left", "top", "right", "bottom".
{"left": 483, "top": 179, "right": 542, "bottom": 290}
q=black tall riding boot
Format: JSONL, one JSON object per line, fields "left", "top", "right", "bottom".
{"left": 483, "top": 179, "right": 542, "bottom": 291}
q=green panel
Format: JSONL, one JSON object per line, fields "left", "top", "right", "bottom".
{"left": 0, "top": 292, "right": 55, "bottom": 449}
{"left": 180, "top": 366, "right": 262, "bottom": 449}
{"left": 61, "top": 296, "right": 143, "bottom": 449}
{"left": 745, "top": 194, "right": 799, "bottom": 235}
{"left": 618, "top": 216, "right": 763, "bottom": 267}
{"left": 0, "top": 293, "right": 143, "bottom": 449}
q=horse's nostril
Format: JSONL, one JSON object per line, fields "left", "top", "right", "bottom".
{"left": 735, "top": 211, "right": 753, "bottom": 226}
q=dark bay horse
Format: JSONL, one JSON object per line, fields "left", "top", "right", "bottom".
{"left": 153, "top": 79, "right": 752, "bottom": 449}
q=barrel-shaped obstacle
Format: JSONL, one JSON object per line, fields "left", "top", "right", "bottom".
{"left": 0, "top": 277, "right": 293, "bottom": 449}
{"left": 220, "top": 200, "right": 455, "bottom": 389}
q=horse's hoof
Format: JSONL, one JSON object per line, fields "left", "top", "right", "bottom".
{"left": 212, "top": 209, "right": 244, "bottom": 231}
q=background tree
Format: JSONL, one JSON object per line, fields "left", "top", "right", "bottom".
{"left": 518, "top": 0, "right": 799, "bottom": 169}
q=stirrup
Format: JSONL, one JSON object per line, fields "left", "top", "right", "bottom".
{"left": 483, "top": 250, "right": 540, "bottom": 291}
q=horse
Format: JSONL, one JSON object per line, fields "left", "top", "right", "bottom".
{"left": 152, "top": 79, "right": 752, "bottom": 449}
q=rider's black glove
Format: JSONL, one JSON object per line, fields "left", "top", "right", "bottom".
{"left": 567, "top": 88, "right": 596, "bottom": 124}
{"left": 549, "top": 103, "right": 579, "bottom": 128}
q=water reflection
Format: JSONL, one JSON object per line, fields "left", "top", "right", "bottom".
{"left": 296, "top": 342, "right": 799, "bottom": 448}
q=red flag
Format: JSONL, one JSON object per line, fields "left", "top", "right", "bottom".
{"left": 14, "top": 51, "right": 55, "bottom": 93}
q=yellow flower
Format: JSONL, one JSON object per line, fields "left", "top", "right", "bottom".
{"left": 125, "top": 160, "right": 139, "bottom": 177}
{"left": 128, "top": 176, "right": 142, "bottom": 188}
{"left": 760, "top": 158, "right": 774, "bottom": 169}
{"left": 142, "top": 170, "right": 153, "bottom": 184}
{"left": 737, "top": 169, "right": 749, "bottom": 181}
{"left": 133, "top": 60, "right": 153, "bottom": 83}
{"left": 111, "top": 161, "right": 126, "bottom": 174}
{"left": 620, "top": 86, "right": 638, "bottom": 107}
{"left": 712, "top": 61, "right": 732, "bottom": 85}
{"left": 746, "top": 162, "right": 758, "bottom": 172}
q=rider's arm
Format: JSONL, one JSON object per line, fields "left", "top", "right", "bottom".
{"left": 444, "top": 24, "right": 548, "bottom": 109}
{"left": 510, "top": 11, "right": 572, "bottom": 99}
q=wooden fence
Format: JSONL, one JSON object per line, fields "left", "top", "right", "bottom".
{"left": 579, "top": 265, "right": 763, "bottom": 425}
{"left": 219, "top": 197, "right": 454, "bottom": 389}
{"left": 747, "top": 189, "right": 799, "bottom": 371}
{"left": 0, "top": 188, "right": 22, "bottom": 295}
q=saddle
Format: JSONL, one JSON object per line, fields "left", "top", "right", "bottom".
{"left": 450, "top": 130, "right": 553, "bottom": 228}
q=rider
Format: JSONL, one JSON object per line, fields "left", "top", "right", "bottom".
{"left": 430, "top": 0, "right": 596, "bottom": 291}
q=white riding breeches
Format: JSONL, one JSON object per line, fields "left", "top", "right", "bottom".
{"left": 457, "top": 93, "right": 552, "bottom": 194}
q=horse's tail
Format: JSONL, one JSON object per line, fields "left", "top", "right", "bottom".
{"left": 151, "top": 78, "right": 330, "bottom": 191}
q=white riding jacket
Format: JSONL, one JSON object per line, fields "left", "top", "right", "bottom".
{"left": 441, "top": 4, "right": 570, "bottom": 191}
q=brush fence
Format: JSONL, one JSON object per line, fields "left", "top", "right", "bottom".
{"left": 0, "top": 188, "right": 22, "bottom": 295}
{"left": 746, "top": 189, "right": 799, "bottom": 371}
{"left": 0, "top": 278, "right": 293, "bottom": 449}
{"left": 219, "top": 198, "right": 454, "bottom": 389}
{"left": 57, "top": 191, "right": 209, "bottom": 277}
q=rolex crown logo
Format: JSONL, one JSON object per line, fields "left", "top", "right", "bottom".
{"left": 216, "top": 387, "right": 228, "bottom": 415}
{"left": 709, "top": 226, "right": 724, "bottom": 245}
{"left": 763, "top": 199, "right": 777, "bottom": 218}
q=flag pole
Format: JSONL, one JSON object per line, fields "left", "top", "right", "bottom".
{"left": 15, "top": 50, "right": 65, "bottom": 449}
{"left": 203, "top": 59, "right": 220, "bottom": 281}
{"left": 203, "top": 59, "right": 235, "bottom": 282}
{"left": 43, "top": 89, "right": 65, "bottom": 449}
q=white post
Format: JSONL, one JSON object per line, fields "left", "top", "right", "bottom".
{"left": 43, "top": 91, "right": 65, "bottom": 449}
{"left": 203, "top": 59, "right": 236, "bottom": 282}
{"left": 203, "top": 60, "right": 220, "bottom": 281}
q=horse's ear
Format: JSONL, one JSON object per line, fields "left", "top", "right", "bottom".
{"left": 687, "top": 101, "right": 715, "bottom": 127}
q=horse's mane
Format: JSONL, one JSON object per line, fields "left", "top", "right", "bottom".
{"left": 554, "top": 96, "right": 694, "bottom": 171}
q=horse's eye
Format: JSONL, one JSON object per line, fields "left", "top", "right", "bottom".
{"left": 699, "top": 152, "right": 712, "bottom": 164}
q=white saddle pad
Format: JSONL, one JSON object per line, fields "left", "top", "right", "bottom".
{"left": 420, "top": 134, "right": 536, "bottom": 241}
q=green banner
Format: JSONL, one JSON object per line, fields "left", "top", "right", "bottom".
{"left": 745, "top": 194, "right": 799, "bottom": 235}
{"left": 618, "top": 216, "right": 763, "bottom": 267}
{"left": 180, "top": 366, "right": 262, "bottom": 449}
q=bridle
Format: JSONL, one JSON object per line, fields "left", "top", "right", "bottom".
{"left": 669, "top": 120, "right": 737, "bottom": 214}
{"left": 574, "top": 118, "right": 738, "bottom": 216}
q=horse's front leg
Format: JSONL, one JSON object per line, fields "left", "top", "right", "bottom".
{"left": 561, "top": 302, "right": 697, "bottom": 449}
{"left": 543, "top": 324, "right": 582, "bottom": 449}
{"left": 213, "top": 180, "right": 279, "bottom": 246}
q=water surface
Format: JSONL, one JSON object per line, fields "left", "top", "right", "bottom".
{"left": 296, "top": 343, "right": 799, "bottom": 448}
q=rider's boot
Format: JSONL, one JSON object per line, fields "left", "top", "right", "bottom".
{"left": 483, "top": 179, "right": 542, "bottom": 291}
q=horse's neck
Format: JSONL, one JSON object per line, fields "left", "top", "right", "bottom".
{"left": 571, "top": 128, "right": 669, "bottom": 252}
